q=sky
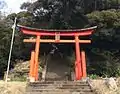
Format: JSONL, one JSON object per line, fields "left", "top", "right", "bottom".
{"left": 1, "top": 0, "right": 28, "bottom": 14}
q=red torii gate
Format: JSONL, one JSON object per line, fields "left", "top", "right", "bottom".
{"left": 18, "top": 25, "right": 97, "bottom": 82}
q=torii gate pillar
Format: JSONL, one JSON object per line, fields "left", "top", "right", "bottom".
{"left": 75, "top": 35, "right": 82, "bottom": 80}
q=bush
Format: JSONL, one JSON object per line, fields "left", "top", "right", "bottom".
{"left": 88, "top": 74, "right": 99, "bottom": 79}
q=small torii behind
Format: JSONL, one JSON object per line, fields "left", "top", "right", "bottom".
{"left": 18, "top": 25, "right": 97, "bottom": 82}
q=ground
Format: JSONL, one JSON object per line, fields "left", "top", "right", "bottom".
{"left": 0, "top": 78, "right": 120, "bottom": 94}
{"left": 1, "top": 59, "right": 120, "bottom": 94}
{"left": 91, "top": 78, "right": 120, "bottom": 94}
{"left": 0, "top": 81, "right": 26, "bottom": 94}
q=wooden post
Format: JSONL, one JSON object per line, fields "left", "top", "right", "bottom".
{"left": 75, "top": 36, "right": 82, "bottom": 80}
{"left": 29, "top": 51, "right": 35, "bottom": 82}
{"left": 81, "top": 51, "right": 87, "bottom": 78}
{"left": 34, "top": 35, "right": 40, "bottom": 81}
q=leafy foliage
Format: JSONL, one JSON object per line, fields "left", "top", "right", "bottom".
{"left": 87, "top": 9, "right": 120, "bottom": 28}
{"left": 0, "top": 17, "right": 12, "bottom": 76}
{"left": 88, "top": 49, "right": 120, "bottom": 77}
{"left": 20, "top": 0, "right": 90, "bottom": 29}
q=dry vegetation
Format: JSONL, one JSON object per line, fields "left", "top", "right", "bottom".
{"left": 0, "top": 81, "right": 26, "bottom": 94}
{"left": 91, "top": 78, "right": 120, "bottom": 94}
{"left": 0, "top": 78, "right": 120, "bottom": 94}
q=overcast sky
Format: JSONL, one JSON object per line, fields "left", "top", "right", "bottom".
{"left": 2, "top": 0, "right": 28, "bottom": 14}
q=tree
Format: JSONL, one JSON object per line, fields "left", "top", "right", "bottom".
{"left": 0, "top": 15, "right": 12, "bottom": 77}
{"left": 1, "top": 0, "right": 120, "bottom": 78}
{"left": 19, "top": 1, "right": 120, "bottom": 77}
{"left": 20, "top": 0, "right": 120, "bottom": 29}
{"left": 20, "top": 0, "right": 90, "bottom": 29}
{"left": 87, "top": 9, "right": 120, "bottom": 43}
{"left": 86, "top": 9, "right": 120, "bottom": 77}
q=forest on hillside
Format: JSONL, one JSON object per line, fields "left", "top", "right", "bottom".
{"left": 0, "top": 0, "right": 120, "bottom": 78}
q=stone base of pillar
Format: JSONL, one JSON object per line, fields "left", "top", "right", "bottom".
{"left": 29, "top": 77, "right": 35, "bottom": 82}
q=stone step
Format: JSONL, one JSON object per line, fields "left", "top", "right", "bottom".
{"left": 27, "top": 85, "right": 90, "bottom": 90}
{"left": 28, "top": 88, "right": 93, "bottom": 92}
{"left": 26, "top": 81, "right": 95, "bottom": 94}
{"left": 29, "top": 83, "right": 89, "bottom": 87}
{"left": 29, "top": 81, "right": 88, "bottom": 86}
{"left": 29, "top": 81, "right": 87, "bottom": 83}
{"left": 26, "top": 91, "right": 94, "bottom": 94}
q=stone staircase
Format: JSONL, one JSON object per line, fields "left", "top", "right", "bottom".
{"left": 26, "top": 81, "right": 95, "bottom": 94}
{"left": 26, "top": 54, "right": 95, "bottom": 94}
